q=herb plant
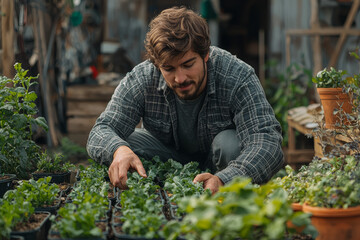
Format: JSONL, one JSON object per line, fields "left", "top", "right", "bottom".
{"left": 312, "top": 67, "right": 348, "bottom": 88}
{"left": 35, "top": 151, "right": 75, "bottom": 174}
{"left": 279, "top": 155, "right": 360, "bottom": 208}
{"left": 163, "top": 177, "right": 317, "bottom": 240}
{"left": 0, "top": 63, "right": 48, "bottom": 178}
{"left": 36, "top": 151, "right": 75, "bottom": 173}
{"left": 51, "top": 203, "right": 104, "bottom": 239}
{"left": 0, "top": 194, "right": 34, "bottom": 239}
{"left": 51, "top": 161, "right": 110, "bottom": 239}
{"left": 3, "top": 177, "right": 60, "bottom": 208}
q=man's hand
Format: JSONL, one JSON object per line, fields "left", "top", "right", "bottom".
{"left": 193, "top": 173, "right": 224, "bottom": 194}
{"left": 109, "top": 146, "right": 147, "bottom": 189}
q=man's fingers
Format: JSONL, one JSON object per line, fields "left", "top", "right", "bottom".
{"left": 193, "top": 173, "right": 212, "bottom": 183}
{"left": 117, "top": 165, "right": 129, "bottom": 189}
{"left": 132, "top": 158, "right": 147, "bottom": 178}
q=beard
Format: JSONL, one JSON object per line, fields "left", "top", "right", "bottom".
{"left": 172, "top": 60, "right": 207, "bottom": 100}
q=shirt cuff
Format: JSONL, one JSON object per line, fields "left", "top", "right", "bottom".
{"left": 215, "top": 166, "right": 248, "bottom": 185}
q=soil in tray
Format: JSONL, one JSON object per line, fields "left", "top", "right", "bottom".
{"left": 290, "top": 233, "right": 314, "bottom": 240}
{"left": 12, "top": 213, "right": 48, "bottom": 232}
{"left": 162, "top": 205, "right": 173, "bottom": 221}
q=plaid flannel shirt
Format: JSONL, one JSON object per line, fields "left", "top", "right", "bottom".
{"left": 87, "top": 46, "right": 284, "bottom": 184}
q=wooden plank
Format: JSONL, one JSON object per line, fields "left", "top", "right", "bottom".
{"left": 286, "top": 28, "right": 360, "bottom": 36}
{"left": 65, "top": 133, "right": 90, "bottom": 147}
{"left": 287, "top": 118, "right": 314, "bottom": 136}
{"left": 67, "top": 85, "right": 116, "bottom": 101}
{"left": 67, "top": 117, "right": 97, "bottom": 134}
{"left": 67, "top": 101, "right": 108, "bottom": 117}
{"left": 286, "top": 149, "right": 315, "bottom": 164}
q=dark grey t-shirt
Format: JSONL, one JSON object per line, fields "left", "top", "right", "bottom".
{"left": 175, "top": 91, "right": 206, "bottom": 154}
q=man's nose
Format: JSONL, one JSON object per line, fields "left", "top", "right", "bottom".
{"left": 174, "top": 68, "right": 186, "bottom": 84}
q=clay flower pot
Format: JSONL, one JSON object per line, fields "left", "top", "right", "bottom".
{"left": 291, "top": 202, "right": 303, "bottom": 212}
{"left": 303, "top": 204, "right": 360, "bottom": 240}
{"left": 317, "top": 88, "right": 352, "bottom": 129}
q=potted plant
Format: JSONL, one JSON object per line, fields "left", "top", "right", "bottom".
{"left": 312, "top": 67, "right": 352, "bottom": 128}
{"left": 48, "top": 164, "right": 110, "bottom": 240}
{"left": 0, "top": 63, "right": 48, "bottom": 179}
{"left": 4, "top": 177, "right": 62, "bottom": 215}
{"left": 32, "top": 152, "right": 75, "bottom": 184}
{"left": 280, "top": 117, "right": 360, "bottom": 240}
{"left": 0, "top": 192, "right": 51, "bottom": 240}
{"left": 162, "top": 177, "right": 317, "bottom": 240}
{"left": 0, "top": 174, "right": 16, "bottom": 198}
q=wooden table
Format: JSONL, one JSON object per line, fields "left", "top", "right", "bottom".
{"left": 286, "top": 104, "right": 357, "bottom": 169}
{"left": 286, "top": 104, "right": 321, "bottom": 169}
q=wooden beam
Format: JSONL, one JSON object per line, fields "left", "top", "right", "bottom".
{"left": 310, "top": 0, "right": 322, "bottom": 77}
{"left": 67, "top": 101, "right": 108, "bottom": 117}
{"left": 286, "top": 28, "right": 360, "bottom": 36}
{"left": 1, "top": 0, "right": 15, "bottom": 78}
{"left": 329, "top": 0, "right": 360, "bottom": 67}
{"left": 66, "top": 85, "right": 116, "bottom": 101}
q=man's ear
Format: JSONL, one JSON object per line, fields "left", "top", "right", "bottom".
{"left": 204, "top": 52, "right": 209, "bottom": 62}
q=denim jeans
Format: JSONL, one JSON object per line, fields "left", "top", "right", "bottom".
{"left": 126, "top": 128, "right": 240, "bottom": 173}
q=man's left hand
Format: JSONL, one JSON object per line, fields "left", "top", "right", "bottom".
{"left": 193, "top": 173, "right": 224, "bottom": 194}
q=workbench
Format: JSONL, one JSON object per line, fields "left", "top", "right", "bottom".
{"left": 286, "top": 104, "right": 321, "bottom": 169}
{"left": 286, "top": 103, "right": 357, "bottom": 169}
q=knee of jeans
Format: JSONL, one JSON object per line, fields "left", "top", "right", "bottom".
{"left": 211, "top": 129, "right": 240, "bottom": 168}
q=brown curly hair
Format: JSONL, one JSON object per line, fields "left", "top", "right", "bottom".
{"left": 144, "top": 6, "right": 210, "bottom": 68}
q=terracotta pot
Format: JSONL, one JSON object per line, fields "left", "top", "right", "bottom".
{"left": 317, "top": 88, "right": 352, "bottom": 129}
{"left": 291, "top": 202, "right": 303, "bottom": 212}
{"left": 303, "top": 204, "right": 360, "bottom": 240}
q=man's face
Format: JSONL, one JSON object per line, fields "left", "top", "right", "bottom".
{"left": 159, "top": 50, "right": 209, "bottom": 100}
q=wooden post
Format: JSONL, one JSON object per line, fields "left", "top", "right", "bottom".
{"left": 310, "top": 0, "right": 322, "bottom": 76}
{"left": 329, "top": 0, "right": 360, "bottom": 67}
{"left": 1, "top": 0, "right": 15, "bottom": 78}
{"left": 258, "top": 29, "right": 265, "bottom": 86}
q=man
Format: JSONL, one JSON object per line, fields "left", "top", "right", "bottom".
{"left": 87, "top": 6, "right": 284, "bottom": 194}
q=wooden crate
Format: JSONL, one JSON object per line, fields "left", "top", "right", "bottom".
{"left": 66, "top": 85, "right": 116, "bottom": 146}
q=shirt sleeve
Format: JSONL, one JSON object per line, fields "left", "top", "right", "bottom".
{"left": 86, "top": 68, "right": 145, "bottom": 166}
{"left": 215, "top": 69, "right": 284, "bottom": 184}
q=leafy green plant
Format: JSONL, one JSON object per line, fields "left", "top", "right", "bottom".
{"left": 35, "top": 151, "right": 75, "bottom": 174}
{"left": 0, "top": 63, "right": 48, "bottom": 178}
{"left": 0, "top": 192, "right": 35, "bottom": 239}
{"left": 78, "top": 159, "right": 108, "bottom": 180}
{"left": 60, "top": 137, "right": 89, "bottom": 161}
{"left": 264, "top": 61, "right": 313, "bottom": 146}
{"left": 4, "top": 177, "right": 60, "bottom": 208}
{"left": 50, "top": 162, "right": 110, "bottom": 239}
{"left": 312, "top": 67, "right": 348, "bottom": 88}
{"left": 119, "top": 171, "right": 165, "bottom": 238}
{"left": 163, "top": 177, "right": 317, "bottom": 240}
{"left": 51, "top": 203, "right": 105, "bottom": 239}
{"left": 279, "top": 154, "right": 360, "bottom": 208}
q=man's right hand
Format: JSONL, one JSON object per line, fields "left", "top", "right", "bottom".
{"left": 109, "top": 146, "right": 147, "bottom": 189}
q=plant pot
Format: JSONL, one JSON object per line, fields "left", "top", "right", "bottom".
{"left": 35, "top": 191, "right": 63, "bottom": 215}
{"left": 10, "top": 211, "right": 51, "bottom": 240}
{"left": 303, "top": 204, "right": 360, "bottom": 240}
{"left": 48, "top": 221, "right": 108, "bottom": 240}
{"left": 0, "top": 174, "right": 16, "bottom": 198}
{"left": 32, "top": 171, "right": 71, "bottom": 184}
{"left": 317, "top": 88, "right": 352, "bottom": 129}
{"left": 291, "top": 202, "right": 303, "bottom": 212}
{"left": 111, "top": 223, "right": 164, "bottom": 240}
